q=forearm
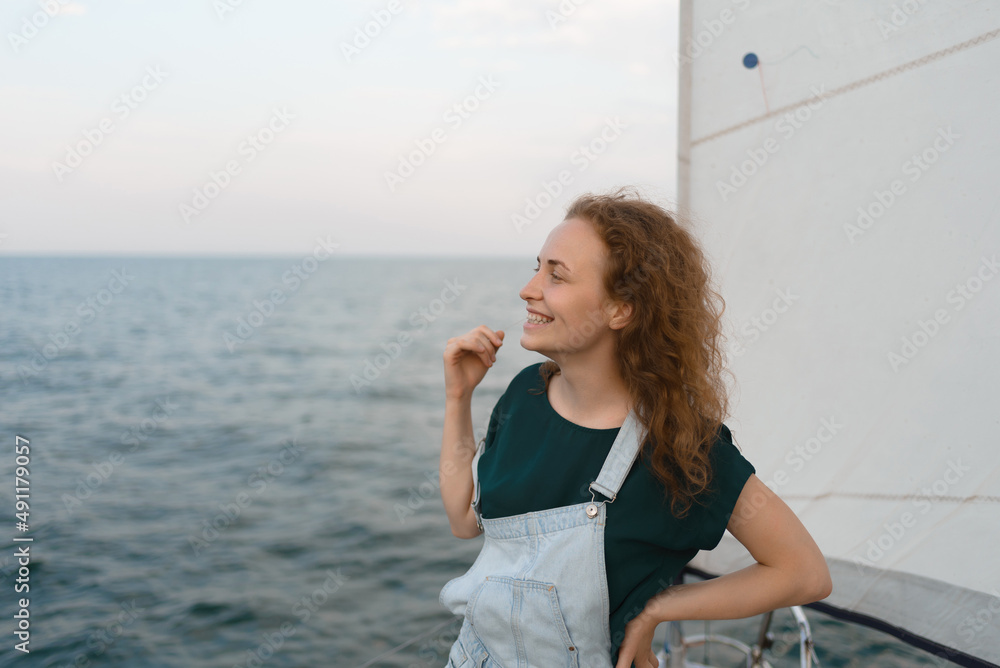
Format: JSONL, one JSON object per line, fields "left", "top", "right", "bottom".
{"left": 640, "top": 561, "right": 830, "bottom": 625}
{"left": 439, "top": 396, "right": 480, "bottom": 537}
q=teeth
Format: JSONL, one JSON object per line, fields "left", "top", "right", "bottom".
{"left": 527, "top": 313, "right": 553, "bottom": 324}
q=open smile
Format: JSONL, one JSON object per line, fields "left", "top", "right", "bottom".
{"left": 524, "top": 309, "right": 554, "bottom": 328}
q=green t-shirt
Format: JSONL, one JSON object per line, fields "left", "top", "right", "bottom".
{"left": 478, "top": 363, "right": 755, "bottom": 665}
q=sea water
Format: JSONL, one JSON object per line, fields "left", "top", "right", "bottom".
{"left": 0, "top": 257, "right": 942, "bottom": 667}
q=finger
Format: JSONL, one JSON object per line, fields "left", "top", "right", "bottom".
{"left": 453, "top": 329, "right": 500, "bottom": 367}
{"left": 445, "top": 337, "right": 487, "bottom": 367}
{"left": 444, "top": 337, "right": 475, "bottom": 361}
{"left": 476, "top": 325, "right": 504, "bottom": 349}
{"left": 485, "top": 337, "right": 499, "bottom": 362}
{"left": 472, "top": 332, "right": 499, "bottom": 363}
{"left": 477, "top": 343, "right": 495, "bottom": 367}
{"left": 489, "top": 328, "right": 504, "bottom": 347}
{"left": 457, "top": 334, "right": 493, "bottom": 368}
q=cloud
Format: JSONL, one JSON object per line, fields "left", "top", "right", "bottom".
{"left": 428, "top": 0, "right": 595, "bottom": 49}
{"left": 427, "top": 0, "right": 674, "bottom": 61}
{"left": 55, "top": 2, "right": 87, "bottom": 16}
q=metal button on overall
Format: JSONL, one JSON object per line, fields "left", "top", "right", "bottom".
{"left": 439, "top": 411, "right": 644, "bottom": 668}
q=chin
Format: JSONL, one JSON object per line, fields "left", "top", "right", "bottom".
{"left": 521, "top": 337, "right": 560, "bottom": 362}
{"left": 519, "top": 332, "right": 550, "bottom": 355}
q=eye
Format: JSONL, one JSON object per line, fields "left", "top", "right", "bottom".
{"left": 533, "top": 264, "right": 561, "bottom": 282}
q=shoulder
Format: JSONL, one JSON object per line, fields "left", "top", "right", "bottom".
{"left": 707, "top": 422, "right": 756, "bottom": 483}
{"left": 686, "top": 422, "right": 756, "bottom": 549}
{"left": 700, "top": 422, "right": 756, "bottom": 521}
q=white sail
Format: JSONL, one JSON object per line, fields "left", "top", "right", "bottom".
{"left": 677, "top": 1, "right": 1000, "bottom": 665}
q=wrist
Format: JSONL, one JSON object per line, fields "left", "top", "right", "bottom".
{"left": 640, "top": 588, "right": 675, "bottom": 625}
{"left": 445, "top": 392, "right": 473, "bottom": 405}
{"left": 637, "top": 606, "right": 661, "bottom": 627}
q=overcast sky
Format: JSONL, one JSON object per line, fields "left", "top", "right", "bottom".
{"left": 1, "top": 0, "right": 679, "bottom": 257}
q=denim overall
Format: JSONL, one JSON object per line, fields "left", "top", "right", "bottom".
{"left": 439, "top": 410, "right": 643, "bottom": 668}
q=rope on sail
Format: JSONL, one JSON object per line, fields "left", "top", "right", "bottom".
{"left": 692, "top": 27, "right": 1000, "bottom": 147}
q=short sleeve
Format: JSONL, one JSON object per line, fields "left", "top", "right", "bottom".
{"left": 483, "top": 395, "right": 505, "bottom": 452}
{"left": 697, "top": 423, "right": 756, "bottom": 550}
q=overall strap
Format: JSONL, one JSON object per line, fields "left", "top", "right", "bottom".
{"left": 471, "top": 436, "right": 487, "bottom": 530}
{"left": 589, "top": 409, "right": 644, "bottom": 502}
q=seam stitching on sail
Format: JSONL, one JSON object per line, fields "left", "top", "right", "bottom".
{"left": 691, "top": 27, "right": 1000, "bottom": 148}
{"left": 781, "top": 493, "right": 1000, "bottom": 504}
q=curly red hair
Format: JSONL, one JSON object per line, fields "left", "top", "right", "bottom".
{"left": 537, "top": 187, "right": 733, "bottom": 517}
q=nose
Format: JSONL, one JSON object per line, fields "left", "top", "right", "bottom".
{"left": 519, "top": 269, "right": 542, "bottom": 303}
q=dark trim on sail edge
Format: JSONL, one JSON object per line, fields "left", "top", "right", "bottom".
{"left": 682, "top": 566, "right": 999, "bottom": 668}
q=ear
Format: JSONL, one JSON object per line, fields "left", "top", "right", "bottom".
{"left": 607, "top": 300, "right": 633, "bottom": 330}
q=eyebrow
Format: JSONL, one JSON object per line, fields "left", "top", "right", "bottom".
{"left": 536, "top": 256, "right": 571, "bottom": 272}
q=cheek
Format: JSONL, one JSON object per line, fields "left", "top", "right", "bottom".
{"left": 556, "top": 293, "right": 604, "bottom": 333}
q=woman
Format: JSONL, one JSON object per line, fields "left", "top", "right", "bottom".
{"left": 438, "top": 188, "right": 832, "bottom": 668}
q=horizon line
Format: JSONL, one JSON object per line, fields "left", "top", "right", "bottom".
{"left": 0, "top": 251, "right": 531, "bottom": 260}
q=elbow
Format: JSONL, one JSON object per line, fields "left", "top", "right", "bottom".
{"left": 451, "top": 527, "right": 482, "bottom": 540}
{"left": 800, "top": 559, "right": 833, "bottom": 603}
{"left": 813, "top": 570, "right": 834, "bottom": 601}
{"left": 773, "top": 553, "right": 832, "bottom": 605}
{"left": 450, "top": 524, "right": 483, "bottom": 540}
{"left": 448, "top": 507, "right": 483, "bottom": 539}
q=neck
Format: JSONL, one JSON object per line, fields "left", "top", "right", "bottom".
{"left": 547, "top": 343, "right": 632, "bottom": 429}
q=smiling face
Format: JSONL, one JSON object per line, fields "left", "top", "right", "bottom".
{"left": 518, "top": 217, "right": 629, "bottom": 362}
